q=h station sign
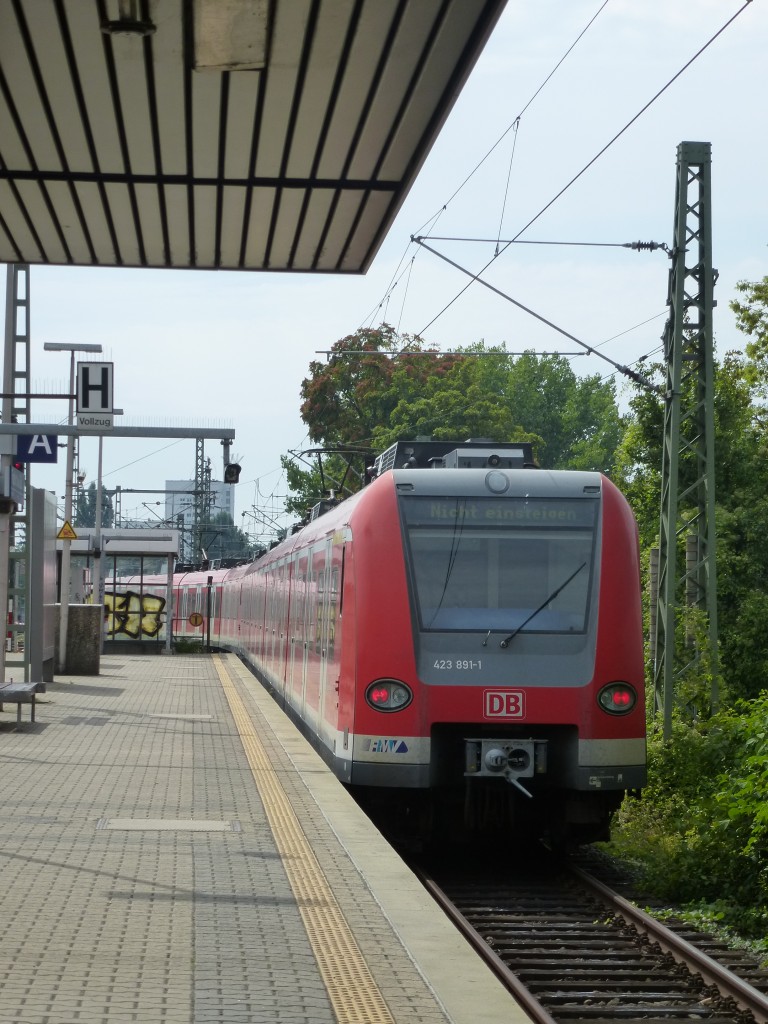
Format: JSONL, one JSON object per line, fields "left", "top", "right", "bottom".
{"left": 76, "top": 362, "right": 114, "bottom": 431}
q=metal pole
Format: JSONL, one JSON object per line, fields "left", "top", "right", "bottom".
{"left": 1, "top": 267, "right": 18, "bottom": 683}
{"left": 165, "top": 555, "right": 173, "bottom": 655}
{"left": 649, "top": 547, "right": 659, "bottom": 666}
{"left": 94, "top": 434, "right": 104, "bottom": 652}
{"left": 0, "top": 513, "right": 9, "bottom": 681}
{"left": 44, "top": 341, "right": 102, "bottom": 672}
{"left": 206, "top": 574, "right": 212, "bottom": 652}
{"left": 58, "top": 351, "right": 75, "bottom": 672}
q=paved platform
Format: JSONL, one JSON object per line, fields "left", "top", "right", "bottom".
{"left": 0, "top": 653, "right": 528, "bottom": 1024}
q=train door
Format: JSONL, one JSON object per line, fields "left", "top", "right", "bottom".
{"left": 177, "top": 584, "right": 187, "bottom": 637}
{"left": 231, "top": 581, "right": 242, "bottom": 648}
{"left": 210, "top": 584, "right": 220, "bottom": 644}
{"left": 289, "top": 553, "right": 308, "bottom": 703}
{"left": 252, "top": 571, "right": 265, "bottom": 660}
{"left": 322, "top": 538, "right": 344, "bottom": 733}
{"left": 268, "top": 558, "right": 291, "bottom": 694}
{"left": 314, "top": 539, "right": 333, "bottom": 728}
{"left": 281, "top": 559, "right": 294, "bottom": 687}
{"left": 241, "top": 577, "right": 253, "bottom": 655}
{"left": 265, "top": 566, "right": 279, "bottom": 680}
{"left": 302, "top": 544, "right": 324, "bottom": 724}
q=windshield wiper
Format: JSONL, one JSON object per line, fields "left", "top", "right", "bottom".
{"left": 499, "top": 561, "right": 587, "bottom": 649}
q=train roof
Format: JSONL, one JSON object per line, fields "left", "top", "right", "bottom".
{"left": 372, "top": 439, "right": 536, "bottom": 475}
{"left": 389, "top": 466, "right": 604, "bottom": 499}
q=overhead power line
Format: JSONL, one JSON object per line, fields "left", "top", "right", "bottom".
{"left": 413, "top": 236, "right": 659, "bottom": 393}
{"left": 359, "top": 0, "right": 613, "bottom": 333}
{"left": 412, "top": 0, "right": 613, "bottom": 238}
{"left": 315, "top": 349, "right": 585, "bottom": 360}
{"left": 417, "top": 237, "right": 669, "bottom": 250}
{"left": 414, "top": 2, "right": 752, "bottom": 339}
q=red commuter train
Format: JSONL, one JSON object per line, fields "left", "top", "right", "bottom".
{"left": 173, "top": 440, "right": 647, "bottom": 846}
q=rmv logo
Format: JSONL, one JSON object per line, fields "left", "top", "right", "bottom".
{"left": 367, "top": 739, "right": 409, "bottom": 754}
{"left": 484, "top": 690, "right": 525, "bottom": 719}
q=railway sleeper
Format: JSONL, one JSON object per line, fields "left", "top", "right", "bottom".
{"left": 521, "top": 976, "right": 696, "bottom": 990}
{"left": 544, "top": 990, "right": 717, "bottom": 1002}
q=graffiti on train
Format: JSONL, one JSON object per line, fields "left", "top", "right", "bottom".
{"left": 105, "top": 591, "right": 166, "bottom": 639}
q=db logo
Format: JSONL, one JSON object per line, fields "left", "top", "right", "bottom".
{"left": 484, "top": 690, "right": 525, "bottom": 719}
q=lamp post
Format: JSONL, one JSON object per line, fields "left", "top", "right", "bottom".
{"left": 44, "top": 342, "right": 102, "bottom": 672}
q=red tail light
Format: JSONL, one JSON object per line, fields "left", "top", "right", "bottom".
{"left": 365, "top": 679, "right": 413, "bottom": 712}
{"left": 598, "top": 682, "right": 637, "bottom": 715}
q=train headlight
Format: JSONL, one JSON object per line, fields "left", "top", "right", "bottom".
{"left": 597, "top": 682, "right": 637, "bottom": 715}
{"left": 366, "top": 679, "right": 413, "bottom": 712}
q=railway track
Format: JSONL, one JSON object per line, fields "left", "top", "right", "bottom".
{"left": 413, "top": 854, "right": 768, "bottom": 1024}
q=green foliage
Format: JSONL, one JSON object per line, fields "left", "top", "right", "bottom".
{"left": 280, "top": 449, "right": 370, "bottom": 520}
{"left": 605, "top": 698, "right": 768, "bottom": 937}
{"left": 173, "top": 637, "right": 205, "bottom": 654}
{"left": 731, "top": 276, "right": 768, "bottom": 393}
{"left": 281, "top": 454, "right": 321, "bottom": 519}
{"left": 300, "top": 325, "right": 408, "bottom": 445}
{"left": 617, "top": 342, "right": 768, "bottom": 703}
{"left": 74, "top": 481, "right": 114, "bottom": 528}
{"left": 298, "top": 328, "right": 624, "bottom": 473}
{"left": 198, "top": 511, "right": 254, "bottom": 562}
{"left": 289, "top": 328, "right": 625, "bottom": 524}
{"left": 597, "top": 274, "right": 768, "bottom": 938}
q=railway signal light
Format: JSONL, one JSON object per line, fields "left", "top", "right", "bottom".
{"left": 224, "top": 463, "right": 241, "bottom": 484}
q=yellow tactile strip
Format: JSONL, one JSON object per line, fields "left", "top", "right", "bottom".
{"left": 213, "top": 655, "right": 396, "bottom": 1024}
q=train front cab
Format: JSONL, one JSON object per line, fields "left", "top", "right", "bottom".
{"left": 351, "top": 467, "right": 646, "bottom": 844}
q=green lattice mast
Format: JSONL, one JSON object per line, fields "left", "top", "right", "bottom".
{"left": 654, "top": 141, "right": 719, "bottom": 739}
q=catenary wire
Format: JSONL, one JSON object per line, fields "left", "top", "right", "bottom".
{"left": 361, "top": 1, "right": 613, "bottom": 333}
{"left": 416, "top": 1, "right": 753, "bottom": 339}
{"left": 411, "top": 0, "right": 613, "bottom": 239}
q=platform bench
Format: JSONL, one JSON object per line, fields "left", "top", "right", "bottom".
{"left": 0, "top": 681, "right": 38, "bottom": 723}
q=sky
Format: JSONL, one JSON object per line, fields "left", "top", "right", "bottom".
{"left": 5, "top": 0, "right": 767, "bottom": 545}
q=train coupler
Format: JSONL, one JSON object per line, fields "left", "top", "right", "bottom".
{"left": 464, "top": 738, "right": 547, "bottom": 797}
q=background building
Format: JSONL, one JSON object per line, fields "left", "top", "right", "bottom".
{"left": 165, "top": 479, "right": 235, "bottom": 563}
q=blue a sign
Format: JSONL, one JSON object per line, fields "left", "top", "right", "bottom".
{"left": 16, "top": 434, "right": 58, "bottom": 463}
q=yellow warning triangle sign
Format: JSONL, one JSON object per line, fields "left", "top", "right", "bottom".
{"left": 57, "top": 520, "right": 78, "bottom": 541}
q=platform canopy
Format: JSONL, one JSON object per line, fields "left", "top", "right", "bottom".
{"left": 0, "top": 0, "right": 506, "bottom": 274}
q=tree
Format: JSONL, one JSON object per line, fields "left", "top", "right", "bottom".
{"left": 300, "top": 325, "right": 464, "bottom": 446}
{"left": 603, "top": 274, "right": 768, "bottom": 931}
{"left": 617, "top": 335, "right": 768, "bottom": 702}
{"left": 74, "top": 481, "right": 114, "bottom": 529}
{"left": 381, "top": 344, "right": 520, "bottom": 449}
{"left": 731, "top": 276, "right": 768, "bottom": 390}
{"left": 199, "top": 511, "right": 254, "bottom": 562}
{"left": 298, "top": 328, "right": 625, "bottom": 472}
{"left": 281, "top": 450, "right": 370, "bottom": 521}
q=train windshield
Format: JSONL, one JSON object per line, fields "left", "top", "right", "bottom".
{"left": 400, "top": 496, "right": 598, "bottom": 634}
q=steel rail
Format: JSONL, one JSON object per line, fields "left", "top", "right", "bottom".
{"left": 571, "top": 864, "right": 768, "bottom": 1023}
{"left": 414, "top": 868, "right": 558, "bottom": 1024}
